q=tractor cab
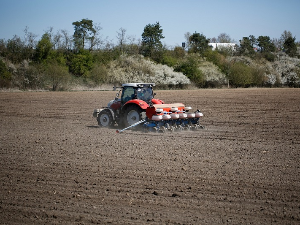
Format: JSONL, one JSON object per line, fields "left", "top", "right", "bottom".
{"left": 109, "top": 83, "right": 156, "bottom": 110}
{"left": 121, "top": 83, "right": 154, "bottom": 104}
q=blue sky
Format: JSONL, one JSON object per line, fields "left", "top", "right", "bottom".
{"left": 0, "top": 0, "right": 299, "bottom": 48}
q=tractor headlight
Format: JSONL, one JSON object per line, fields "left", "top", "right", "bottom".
{"left": 93, "top": 109, "right": 100, "bottom": 117}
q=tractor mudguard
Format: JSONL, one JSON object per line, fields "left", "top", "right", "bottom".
{"left": 102, "top": 107, "right": 115, "bottom": 121}
{"left": 123, "top": 99, "right": 149, "bottom": 110}
{"left": 152, "top": 99, "right": 164, "bottom": 104}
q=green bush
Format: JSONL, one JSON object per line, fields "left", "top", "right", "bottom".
{"left": 226, "top": 62, "right": 266, "bottom": 87}
{"left": 161, "top": 55, "right": 177, "bottom": 67}
{"left": 0, "top": 60, "right": 12, "bottom": 88}
{"left": 34, "top": 33, "right": 53, "bottom": 63}
{"left": 68, "top": 49, "right": 93, "bottom": 76}
{"left": 44, "top": 60, "right": 71, "bottom": 91}
{"left": 203, "top": 49, "right": 221, "bottom": 65}
{"left": 175, "top": 55, "right": 204, "bottom": 87}
{"left": 87, "top": 63, "right": 108, "bottom": 86}
{"left": 173, "top": 47, "right": 185, "bottom": 58}
{"left": 262, "top": 52, "right": 275, "bottom": 62}
{"left": 228, "top": 62, "right": 253, "bottom": 87}
{"left": 203, "top": 49, "right": 228, "bottom": 74}
{"left": 5, "top": 36, "right": 25, "bottom": 63}
{"left": 93, "top": 48, "right": 121, "bottom": 65}
{"left": 251, "top": 67, "right": 266, "bottom": 87}
{"left": 13, "top": 64, "right": 44, "bottom": 90}
{"left": 160, "top": 47, "right": 186, "bottom": 67}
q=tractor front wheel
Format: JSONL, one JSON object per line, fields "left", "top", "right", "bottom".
{"left": 98, "top": 109, "right": 113, "bottom": 127}
{"left": 124, "top": 105, "right": 144, "bottom": 128}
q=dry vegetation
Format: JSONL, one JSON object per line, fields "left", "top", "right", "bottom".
{"left": 106, "top": 55, "right": 190, "bottom": 85}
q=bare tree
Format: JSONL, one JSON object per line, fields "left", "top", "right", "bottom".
{"left": 217, "top": 33, "right": 233, "bottom": 43}
{"left": 103, "top": 37, "right": 115, "bottom": 50}
{"left": 24, "top": 26, "right": 37, "bottom": 48}
{"left": 184, "top": 32, "right": 191, "bottom": 49}
{"left": 116, "top": 27, "right": 127, "bottom": 53}
{"left": 279, "top": 30, "right": 293, "bottom": 50}
{"left": 89, "top": 23, "right": 102, "bottom": 50}
{"left": 280, "top": 30, "right": 293, "bottom": 41}
{"left": 23, "top": 26, "right": 37, "bottom": 60}
{"left": 61, "top": 29, "right": 72, "bottom": 50}
{"left": 272, "top": 38, "right": 281, "bottom": 51}
{"left": 210, "top": 37, "right": 217, "bottom": 43}
{"left": 53, "top": 31, "right": 62, "bottom": 50}
{"left": 44, "top": 27, "right": 54, "bottom": 39}
{"left": 44, "top": 27, "right": 61, "bottom": 50}
{"left": 126, "top": 35, "right": 140, "bottom": 55}
{"left": 127, "top": 35, "right": 136, "bottom": 45}
{"left": 44, "top": 28, "right": 72, "bottom": 50}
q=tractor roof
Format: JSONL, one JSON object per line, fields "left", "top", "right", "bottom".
{"left": 122, "top": 83, "right": 155, "bottom": 87}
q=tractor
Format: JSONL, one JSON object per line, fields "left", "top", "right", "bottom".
{"left": 93, "top": 83, "right": 203, "bottom": 133}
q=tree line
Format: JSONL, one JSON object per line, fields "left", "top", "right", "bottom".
{"left": 0, "top": 19, "right": 299, "bottom": 90}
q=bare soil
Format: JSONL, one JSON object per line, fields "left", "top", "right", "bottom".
{"left": 0, "top": 88, "right": 299, "bottom": 224}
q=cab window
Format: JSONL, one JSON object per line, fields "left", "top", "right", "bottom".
{"left": 121, "top": 87, "right": 135, "bottom": 103}
{"left": 136, "top": 86, "right": 153, "bottom": 102}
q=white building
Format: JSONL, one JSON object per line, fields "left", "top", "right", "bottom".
{"left": 209, "top": 43, "right": 237, "bottom": 51}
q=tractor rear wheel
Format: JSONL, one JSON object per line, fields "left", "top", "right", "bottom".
{"left": 124, "top": 105, "right": 145, "bottom": 127}
{"left": 97, "top": 109, "right": 113, "bottom": 127}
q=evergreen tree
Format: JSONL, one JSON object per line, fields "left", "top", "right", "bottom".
{"left": 188, "top": 32, "right": 209, "bottom": 54}
{"left": 34, "top": 33, "right": 53, "bottom": 63}
{"left": 239, "top": 36, "right": 256, "bottom": 56}
{"left": 257, "top": 36, "right": 275, "bottom": 52}
{"left": 284, "top": 36, "right": 297, "bottom": 57}
{"left": 141, "top": 22, "right": 164, "bottom": 58}
{"left": 72, "top": 19, "right": 96, "bottom": 50}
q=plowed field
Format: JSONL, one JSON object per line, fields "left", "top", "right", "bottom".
{"left": 0, "top": 88, "right": 299, "bottom": 224}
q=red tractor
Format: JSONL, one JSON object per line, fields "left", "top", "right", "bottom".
{"left": 93, "top": 83, "right": 203, "bottom": 132}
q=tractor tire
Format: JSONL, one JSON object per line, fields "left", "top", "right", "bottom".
{"left": 97, "top": 109, "right": 113, "bottom": 127}
{"left": 124, "top": 105, "right": 145, "bottom": 128}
